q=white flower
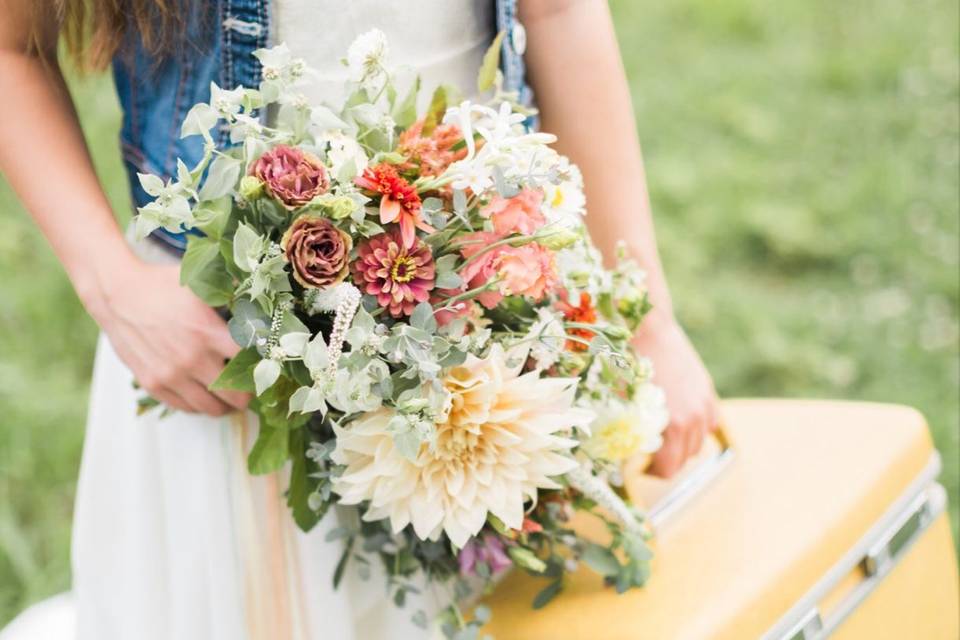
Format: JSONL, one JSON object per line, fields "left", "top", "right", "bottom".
{"left": 306, "top": 281, "right": 360, "bottom": 314}
{"left": 580, "top": 386, "right": 669, "bottom": 462}
{"left": 542, "top": 156, "right": 586, "bottom": 227}
{"left": 331, "top": 344, "right": 593, "bottom": 547}
{"left": 254, "top": 43, "right": 308, "bottom": 83}
{"left": 526, "top": 308, "right": 567, "bottom": 370}
{"left": 210, "top": 82, "right": 245, "bottom": 118}
{"left": 445, "top": 157, "right": 494, "bottom": 194}
{"left": 319, "top": 130, "right": 369, "bottom": 179}
{"left": 346, "top": 29, "right": 390, "bottom": 90}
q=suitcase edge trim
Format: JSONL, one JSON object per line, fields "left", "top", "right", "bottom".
{"left": 761, "top": 451, "right": 945, "bottom": 640}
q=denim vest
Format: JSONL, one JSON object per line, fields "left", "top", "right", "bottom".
{"left": 114, "top": 0, "right": 532, "bottom": 252}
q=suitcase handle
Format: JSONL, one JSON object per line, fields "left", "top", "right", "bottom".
{"left": 630, "top": 426, "right": 736, "bottom": 530}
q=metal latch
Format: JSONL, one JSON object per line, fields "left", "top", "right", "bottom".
{"left": 863, "top": 491, "right": 933, "bottom": 576}
{"left": 783, "top": 607, "right": 824, "bottom": 640}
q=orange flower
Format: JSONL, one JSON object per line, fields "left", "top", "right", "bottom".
{"left": 557, "top": 292, "right": 598, "bottom": 351}
{"left": 355, "top": 163, "right": 434, "bottom": 248}
{"left": 397, "top": 119, "right": 467, "bottom": 177}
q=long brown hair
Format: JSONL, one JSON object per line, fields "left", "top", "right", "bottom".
{"left": 30, "top": 0, "right": 193, "bottom": 69}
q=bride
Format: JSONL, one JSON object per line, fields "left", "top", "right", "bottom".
{"left": 0, "top": 1, "right": 719, "bottom": 638}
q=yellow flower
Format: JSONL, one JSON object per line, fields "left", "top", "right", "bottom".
{"left": 331, "top": 345, "right": 593, "bottom": 547}
{"left": 581, "top": 386, "right": 669, "bottom": 462}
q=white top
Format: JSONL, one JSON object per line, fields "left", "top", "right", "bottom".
{"left": 274, "top": 0, "right": 496, "bottom": 109}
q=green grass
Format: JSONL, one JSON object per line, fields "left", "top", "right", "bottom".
{"left": 0, "top": 0, "right": 957, "bottom": 626}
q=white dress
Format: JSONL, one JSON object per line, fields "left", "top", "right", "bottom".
{"left": 0, "top": 3, "right": 494, "bottom": 640}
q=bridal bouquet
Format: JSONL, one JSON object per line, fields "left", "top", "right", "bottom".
{"left": 135, "top": 31, "right": 668, "bottom": 635}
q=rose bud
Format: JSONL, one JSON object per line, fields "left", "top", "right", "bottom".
{"left": 280, "top": 215, "right": 352, "bottom": 288}
{"left": 252, "top": 144, "right": 330, "bottom": 209}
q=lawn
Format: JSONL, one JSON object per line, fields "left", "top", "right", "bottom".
{"left": 1, "top": 0, "right": 957, "bottom": 626}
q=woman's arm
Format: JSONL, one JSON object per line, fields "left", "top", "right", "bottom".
{"left": 520, "top": 0, "right": 719, "bottom": 476}
{"left": 0, "top": 0, "right": 247, "bottom": 416}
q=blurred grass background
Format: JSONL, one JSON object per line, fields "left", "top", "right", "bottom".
{"left": 1, "top": 0, "right": 957, "bottom": 625}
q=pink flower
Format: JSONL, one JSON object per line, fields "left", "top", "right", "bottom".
{"left": 281, "top": 215, "right": 352, "bottom": 288}
{"left": 459, "top": 231, "right": 507, "bottom": 309}
{"left": 253, "top": 145, "right": 330, "bottom": 209}
{"left": 458, "top": 534, "right": 512, "bottom": 576}
{"left": 481, "top": 189, "right": 546, "bottom": 236}
{"left": 354, "top": 163, "right": 434, "bottom": 248}
{"left": 496, "top": 244, "right": 558, "bottom": 301}
{"left": 458, "top": 233, "right": 560, "bottom": 309}
{"left": 352, "top": 230, "right": 436, "bottom": 318}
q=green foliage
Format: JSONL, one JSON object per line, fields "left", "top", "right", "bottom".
{"left": 0, "top": 0, "right": 957, "bottom": 625}
{"left": 209, "top": 347, "right": 260, "bottom": 393}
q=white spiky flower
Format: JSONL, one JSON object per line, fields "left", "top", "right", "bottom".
{"left": 331, "top": 344, "right": 594, "bottom": 547}
{"left": 346, "top": 29, "right": 390, "bottom": 90}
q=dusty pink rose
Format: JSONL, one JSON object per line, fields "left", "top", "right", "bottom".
{"left": 253, "top": 145, "right": 330, "bottom": 209}
{"left": 281, "top": 215, "right": 352, "bottom": 288}
{"left": 481, "top": 189, "right": 546, "bottom": 236}
{"left": 459, "top": 232, "right": 559, "bottom": 308}
{"left": 352, "top": 231, "right": 436, "bottom": 318}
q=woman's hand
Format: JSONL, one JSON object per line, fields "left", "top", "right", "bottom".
{"left": 633, "top": 313, "right": 720, "bottom": 477}
{"left": 82, "top": 255, "right": 250, "bottom": 417}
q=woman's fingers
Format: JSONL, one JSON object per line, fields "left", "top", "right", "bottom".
{"left": 170, "top": 377, "right": 234, "bottom": 416}
{"left": 649, "top": 423, "right": 685, "bottom": 477}
{"left": 191, "top": 349, "right": 251, "bottom": 411}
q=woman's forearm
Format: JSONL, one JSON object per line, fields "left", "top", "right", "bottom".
{"left": 520, "top": 0, "right": 674, "bottom": 323}
{"left": 0, "top": 16, "right": 134, "bottom": 315}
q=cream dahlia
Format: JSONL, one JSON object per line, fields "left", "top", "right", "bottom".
{"left": 331, "top": 344, "right": 593, "bottom": 547}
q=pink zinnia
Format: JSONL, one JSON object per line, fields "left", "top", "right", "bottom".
{"left": 352, "top": 231, "right": 436, "bottom": 318}
{"left": 354, "top": 163, "right": 435, "bottom": 249}
{"left": 481, "top": 188, "right": 546, "bottom": 236}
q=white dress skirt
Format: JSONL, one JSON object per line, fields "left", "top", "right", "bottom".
{"left": 0, "top": 2, "right": 495, "bottom": 639}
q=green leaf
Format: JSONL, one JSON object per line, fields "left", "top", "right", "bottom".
{"left": 410, "top": 301, "right": 438, "bottom": 334}
{"left": 227, "top": 299, "right": 271, "bottom": 349}
{"left": 287, "top": 428, "right": 324, "bottom": 531}
{"left": 210, "top": 347, "right": 260, "bottom": 393}
{"left": 200, "top": 155, "right": 242, "bottom": 200}
{"left": 333, "top": 537, "right": 355, "bottom": 589}
{"left": 531, "top": 580, "right": 563, "bottom": 610}
{"left": 181, "top": 103, "right": 218, "bottom": 139}
{"left": 477, "top": 30, "right": 506, "bottom": 93}
{"left": 192, "top": 198, "right": 232, "bottom": 239}
{"left": 580, "top": 543, "right": 622, "bottom": 577}
{"left": 181, "top": 236, "right": 233, "bottom": 306}
{"left": 422, "top": 85, "right": 448, "bottom": 136}
{"left": 392, "top": 75, "right": 421, "bottom": 129}
{"left": 247, "top": 422, "right": 289, "bottom": 475}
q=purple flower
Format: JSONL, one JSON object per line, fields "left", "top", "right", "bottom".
{"left": 458, "top": 534, "right": 512, "bottom": 576}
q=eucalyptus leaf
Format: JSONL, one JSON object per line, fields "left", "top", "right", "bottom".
{"left": 580, "top": 543, "right": 622, "bottom": 577}
{"left": 531, "top": 580, "right": 563, "bottom": 610}
{"left": 227, "top": 299, "right": 271, "bottom": 349}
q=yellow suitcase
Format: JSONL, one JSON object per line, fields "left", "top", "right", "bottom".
{"left": 480, "top": 399, "right": 959, "bottom": 639}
